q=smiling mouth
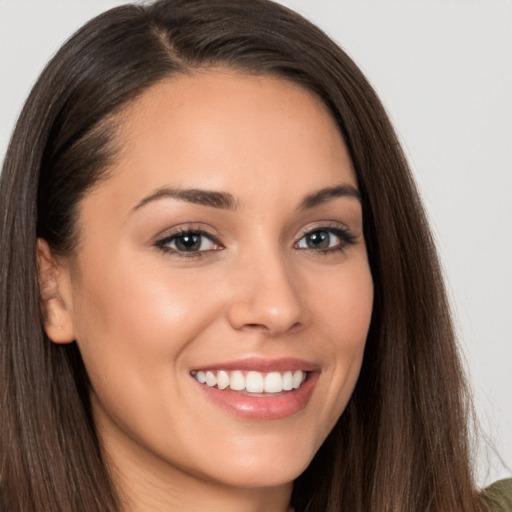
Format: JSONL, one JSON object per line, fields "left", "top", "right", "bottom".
{"left": 191, "top": 369, "right": 308, "bottom": 394}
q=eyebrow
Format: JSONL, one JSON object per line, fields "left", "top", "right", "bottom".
{"left": 132, "top": 187, "right": 238, "bottom": 213}
{"left": 299, "top": 184, "right": 361, "bottom": 210}
{"left": 131, "top": 183, "right": 360, "bottom": 214}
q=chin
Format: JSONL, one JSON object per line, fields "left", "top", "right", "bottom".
{"left": 194, "top": 433, "right": 319, "bottom": 490}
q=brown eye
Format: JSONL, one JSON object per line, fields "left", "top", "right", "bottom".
{"left": 157, "top": 230, "right": 218, "bottom": 253}
{"left": 173, "top": 233, "right": 204, "bottom": 252}
{"left": 302, "top": 230, "right": 332, "bottom": 249}
{"left": 295, "top": 227, "right": 355, "bottom": 252}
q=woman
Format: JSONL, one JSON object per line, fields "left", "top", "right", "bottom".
{"left": 0, "top": 0, "right": 510, "bottom": 510}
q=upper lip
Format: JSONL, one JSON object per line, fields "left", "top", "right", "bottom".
{"left": 190, "top": 357, "right": 320, "bottom": 373}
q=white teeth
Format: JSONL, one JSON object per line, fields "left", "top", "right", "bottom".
{"left": 230, "top": 370, "right": 245, "bottom": 391}
{"left": 246, "top": 371, "right": 264, "bottom": 393}
{"left": 282, "top": 370, "right": 293, "bottom": 391}
{"left": 192, "top": 369, "right": 308, "bottom": 393}
{"left": 205, "top": 371, "right": 217, "bottom": 387}
{"left": 216, "top": 370, "right": 230, "bottom": 390}
{"left": 264, "top": 372, "right": 282, "bottom": 393}
{"left": 292, "top": 370, "right": 304, "bottom": 389}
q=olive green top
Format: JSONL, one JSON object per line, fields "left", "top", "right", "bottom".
{"left": 484, "top": 479, "right": 512, "bottom": 511}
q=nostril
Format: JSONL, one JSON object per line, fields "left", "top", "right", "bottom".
{"left": 236, "top": 321, "right": 304, "bottom": 337}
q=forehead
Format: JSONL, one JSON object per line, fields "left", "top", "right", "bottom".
{"left": 93, "top": 70, "right": 356, "bottom": 210}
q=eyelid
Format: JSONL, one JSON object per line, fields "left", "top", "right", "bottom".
{"left": 295, "top": 221, "right": 354, "bottom": 241}
{"left": 153, "top": 223, "right": 222, "bottom": 243}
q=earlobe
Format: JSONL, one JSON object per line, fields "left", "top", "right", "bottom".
{"left": 36, "top": 238, "right": 75, "bottom": 344}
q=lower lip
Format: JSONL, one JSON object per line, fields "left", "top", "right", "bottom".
{"left": 193, "top": 373, "right": 319, "bottom": 420}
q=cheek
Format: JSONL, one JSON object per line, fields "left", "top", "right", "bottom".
{"left": 307, "top": 260, "right": 373, "bottom": 423}
{"left": 74, "top": 258, "right": 215, "bottom": 343}
{"left": 70, "top": 255, "right": 225, "bottom": 398}
{"left": 313, "top": 259, "right": 373, "bottom": 346}
{"left": 70, "top": 257, "right": 230, "bottom": 456}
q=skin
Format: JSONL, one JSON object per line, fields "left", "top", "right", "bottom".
{"left": 40, "top": 70, "right": 374, "bottom": 512}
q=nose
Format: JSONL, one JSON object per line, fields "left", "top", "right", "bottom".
{"left": 226, "top": 248, "right": 305, "bottom": 336}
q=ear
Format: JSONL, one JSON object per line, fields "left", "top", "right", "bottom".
{"left": 37, "top": 238, "right": 76, "bottom": 344}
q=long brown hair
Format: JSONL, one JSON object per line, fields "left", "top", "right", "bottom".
{"left": 0, "top": 1, "right": 487, "bottom": 510}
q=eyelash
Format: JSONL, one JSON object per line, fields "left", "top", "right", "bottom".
{"left": 154, "top": 224, "right": 356, "bottom": 258}
{"left": 294, "top": 224, "right": 356, "bottom": 255}
{"left": 155, "top": 228, "right": 222, "bottom": 258}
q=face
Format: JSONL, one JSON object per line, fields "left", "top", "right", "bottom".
{"left": 48, "top": 71, "right": 373, "bottom": 497}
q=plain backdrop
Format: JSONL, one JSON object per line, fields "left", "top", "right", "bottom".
{"left": 1, "top": 0, "right": 511, "bottom": 486}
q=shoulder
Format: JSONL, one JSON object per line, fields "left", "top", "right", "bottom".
{"left": 483, "top": 479, "right": 512, "bottom": 512}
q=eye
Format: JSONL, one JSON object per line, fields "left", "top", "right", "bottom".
{"left": 295, "top": 227, "right": 355, "bottom": 252}
{"left": 155, "top": 229, "right": 220, "bottom": 255}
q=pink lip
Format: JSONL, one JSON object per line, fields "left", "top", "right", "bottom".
{"left": 190, "top": 357, "right": 320, "bottom": 373}
{"left": 191, "top": 358, "right": 320, "bottom": 420}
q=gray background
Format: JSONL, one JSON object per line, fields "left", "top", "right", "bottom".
{"left": 1, "top": 0, "right": 510, "bottom": 485}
